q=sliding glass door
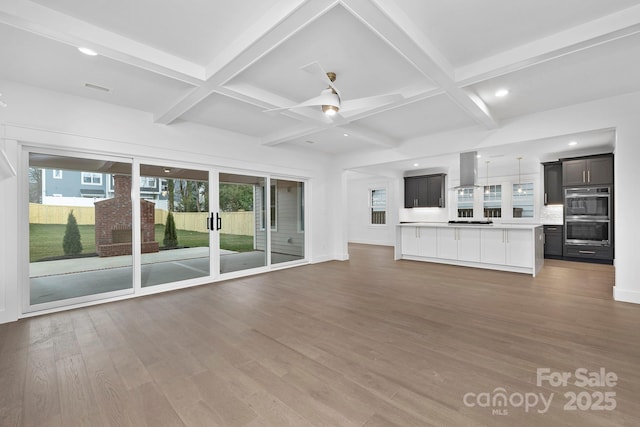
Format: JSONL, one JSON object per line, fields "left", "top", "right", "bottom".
{"left": 139, "top": 164, "right": 211, "bottom": 287}
{"left": 24, "top": 149, "right": 308, "bottom": 313}
{"left": 270, "top": 179, "right": 306, "bottom": 265}
{"left": 219, "top": 173, "right": 267, "bottom": 274}
{"left": 27, "top": 151, "right": 134, "bottom": 310}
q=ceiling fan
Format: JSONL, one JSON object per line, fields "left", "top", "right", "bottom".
{"left": 264, "top": 62, "right": 403, "bottom": 121}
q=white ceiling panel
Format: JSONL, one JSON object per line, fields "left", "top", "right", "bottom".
{"left": 180, "top": 93, "right": 302, "bottom": 137}
{"left": 30, "top": 0, "right": 281, "bottom": 65}
{"left": 395, "top": 0, "right": 640, "bottom": 67}
{"left": 283, "top": 128, "right": 376, "bottom": 155}
{"left": 227, "top": 5, "right": 435, "bottom": 104}
{"left": 467, "top": 32, "right": 640, "bottom": 120}
{"left": 0, "top": 23, "right": 195, "bottom": 113}
{"left": 355, "top": 94, "right": 478, "bottom": 141}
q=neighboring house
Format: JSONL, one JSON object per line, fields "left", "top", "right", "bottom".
{"left": 39, "top": 169, "right": 168, "bottom": 209}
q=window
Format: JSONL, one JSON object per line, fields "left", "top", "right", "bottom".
{"left": 52, "top": 170, "right": 62, "bottom": 179}
{"left": 370, "top": 188, "right": 387, "bottom": 225}
{"left": 81, "top": 172, "right": 102, "bottom": 185}
{"left": 483, "top": 185, "right": 502, "bottom": 218}
{"left": 457, "top": 188, "right": 474, "bottom": 218}
{"left": 140, "top": 177, "right": 157, "bottom": 188}
{"left": 512, "top": 182, "right": 534, "bottom": 218}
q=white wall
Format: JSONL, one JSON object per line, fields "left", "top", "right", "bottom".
{"left": 347, "top": 172, "right": 399, "bottom": 246}
{"left": 338, "top": 90, "right": 640, "bottom": 305}
{"left": 0, "top": 80, "right": 339, "bottom": 323}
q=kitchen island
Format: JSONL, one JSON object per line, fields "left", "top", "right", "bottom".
{"left": 395, "top": 223, "right": 544, "bottom": 276}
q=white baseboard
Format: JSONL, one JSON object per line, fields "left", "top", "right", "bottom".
{"left": 310, "top": 255, "right": 334, "bottom": 264}
{"left": 348, "top": 239, "right": 395, "bottom": 247}
{"left": 613, "top": 286, "right": 640, "bottom": 305}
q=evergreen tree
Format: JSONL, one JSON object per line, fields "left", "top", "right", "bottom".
{"left": 163, "top": 211, "right": 178, "bottom": 248}
{"left": 62, "top": 210, "right": 83, "bottom": 255}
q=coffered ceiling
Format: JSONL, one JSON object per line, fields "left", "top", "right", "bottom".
{"left": 1, "top": 0, "right": 639, "bottom": 156}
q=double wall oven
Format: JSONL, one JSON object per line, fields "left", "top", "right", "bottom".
{"left": 564, "top": 186, "right": 612, "bottom": 259}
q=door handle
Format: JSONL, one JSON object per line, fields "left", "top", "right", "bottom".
{"left": 582, "top": 170, "right": 586, "bottom": 183}
{"left": 216, "top": 212, "right": 222, "bottom": 231}
{"left": 544, "top": 193, "right": 548, "bottom": 204}
{"left": 587, "top": 170, "right": 591, "bottom": 183}
{"left": 206, "top": 212, "right": 214, "bottom": 230}
{"left": 579, "top": 250, "right": 596, "bottom": 254}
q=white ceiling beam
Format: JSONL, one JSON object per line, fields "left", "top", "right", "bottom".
{"left": 341, "top": 0, "right": 498, "bottom": 129}
{"left": 261, "top": 124, "right": 325, "bottom": 147}
{"left": 154, "top": 0, "right": 339, "bottom": 125}
{"left": 0, "top": 0, "right": 204, "bottom": 85}
{"left": 456, "top": 3, "right": 640, "bottom": 86}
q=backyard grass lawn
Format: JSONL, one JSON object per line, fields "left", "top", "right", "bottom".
{"left": 29, "top": 224, "right": 254, "bottom": 262}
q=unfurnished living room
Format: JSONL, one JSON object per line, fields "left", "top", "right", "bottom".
{"left": 1, "top": 1, "right": 640, "bottom": 426}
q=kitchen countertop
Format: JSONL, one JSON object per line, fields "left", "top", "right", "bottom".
{"left": 398, "top": 222, "right": 542, "bottom": 229}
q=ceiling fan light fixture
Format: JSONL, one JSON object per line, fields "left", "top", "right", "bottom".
{"left": 322, "top": 104, "right": 339, "bottom": 116}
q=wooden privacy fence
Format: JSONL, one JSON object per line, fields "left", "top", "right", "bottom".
{"left": 29, "top": 204, "right": 254, "bottom": 236}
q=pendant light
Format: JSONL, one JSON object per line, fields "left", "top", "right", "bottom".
{"left": 516, "top": 156, "right": 523, "bottom": 194}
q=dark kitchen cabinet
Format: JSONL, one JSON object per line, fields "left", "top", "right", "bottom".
{"left": 543, "top": 225, "right": 563, "bottom": 257}
{"left": 562, "top": 154, "right": 613, "bottom": 186}
{"left": 543, "top": 162, "right": 563, "bottom": 205}
{"left": 404, "top": 174, "right": 446, "bottom": 208}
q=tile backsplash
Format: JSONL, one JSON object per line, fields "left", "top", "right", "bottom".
{"left": 540, "top": 205, "right": 564, "bottom": 225}
{"left": 399, "top": 208, "right": 449, "bottom": 223}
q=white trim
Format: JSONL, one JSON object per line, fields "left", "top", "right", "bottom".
{"left": 613, "top": 286, "right": 640, "bottom": 304}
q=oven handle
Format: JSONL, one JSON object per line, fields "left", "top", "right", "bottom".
{"left": 565, "top": 217, "right": 610, "bottom": 222}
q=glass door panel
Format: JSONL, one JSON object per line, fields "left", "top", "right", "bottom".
{"left": 28, "top": 152, "right": 133, "bottom": 308}
{"left": 270, "top": 179, "right": 305, "bottom": 265}
{"left": 140, "top": 164, "right": 210, "bottom": 287}
{"left": 219, "top": 173, "right": 266, "bottom": 274}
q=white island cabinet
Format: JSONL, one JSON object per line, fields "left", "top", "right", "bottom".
{"left": 396, "top": 223, "right": 544, "bottom": 276}
{"left": 401, "top": 226, "right": 437, "bottom": 258}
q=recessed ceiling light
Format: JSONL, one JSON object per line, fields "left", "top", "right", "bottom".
{"left": 413, "top": 163, "right": 419, "bottom": 167}
{"left": 163, "top": 168, "right": 172, "bottom": 173}
{"left": 568, "top": 141, "right": 578, "bottom": 146}
{"left": 343, "top": 133, "right": 349, "bottom": 137}
{"left": 476, "top": 154, "right": 482, "bottom": 158}
{"left": 495, "top": 88, "right": 509, "bottom": 97}
{"left": 78, "top": 47, "right": 98, "bottom": 56}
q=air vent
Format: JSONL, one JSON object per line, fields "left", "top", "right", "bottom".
{"left": 84, "top": 82, "right": 111, "bottom": 93}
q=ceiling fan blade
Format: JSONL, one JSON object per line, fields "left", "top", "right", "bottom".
{"left": 263, "top": 90, "right": 340, "bottom": 113}
{"left": 340, "top": 94, "right": 403, "bottom": 113}
{"left": 328, "top": 113, "right": 349, "bottom": 126}
{"left": 263, "top": 95, "right": 326, "bottom": 113}
{"left": 300, "top": 61, "right": 342, "bottom": 98}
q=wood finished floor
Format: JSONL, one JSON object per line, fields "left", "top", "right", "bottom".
{"left": 1, "top": 243, "right": 639, "bottom": 426}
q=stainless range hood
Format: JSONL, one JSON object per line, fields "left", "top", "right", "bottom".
{"left": 454, "top": 151, "right": 479, "bottom": 189}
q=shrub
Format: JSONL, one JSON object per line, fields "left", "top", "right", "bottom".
{"left": 163, "top": 211, "right": 178, "bottom": 248}
{"left": 62, "top": 210, "right": 83, "bottom": 255}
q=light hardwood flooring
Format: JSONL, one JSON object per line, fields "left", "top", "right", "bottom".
{"left": 1, "top": 243, "right": 639, "bottom": 426}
